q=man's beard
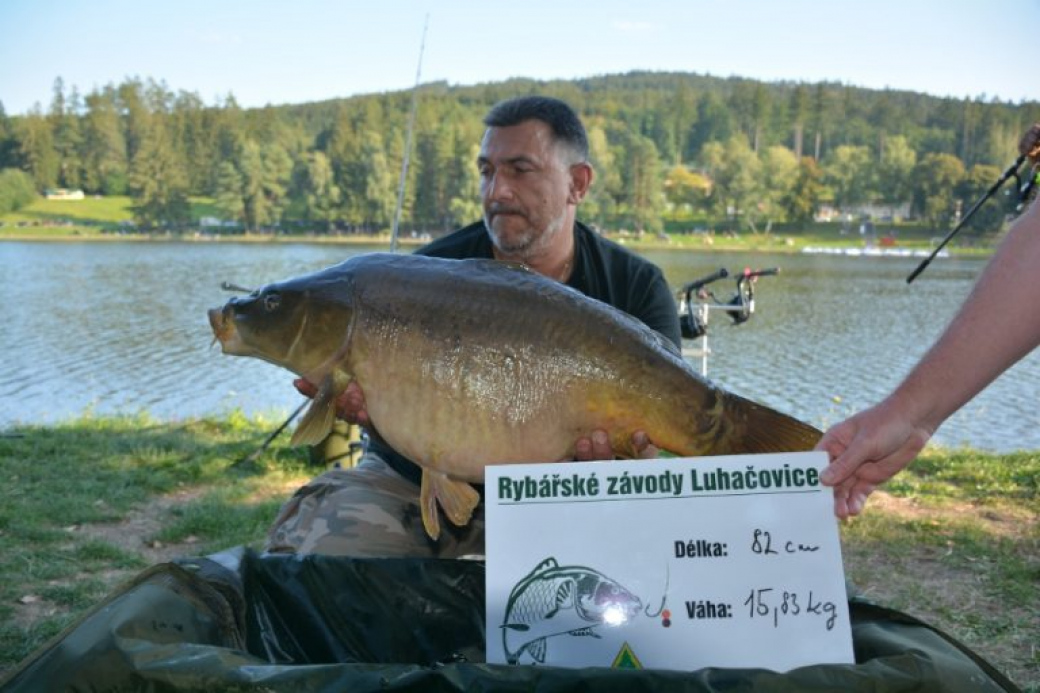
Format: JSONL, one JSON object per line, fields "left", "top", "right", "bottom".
{"left": 485, "top": 206, "right": 568, "bottom": 259}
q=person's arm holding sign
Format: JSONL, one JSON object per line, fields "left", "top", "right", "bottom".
{"left": 817, "top": 123, "right": 1040, "bottom": 518}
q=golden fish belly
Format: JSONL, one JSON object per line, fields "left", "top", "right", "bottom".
{"left": 351, "top": 325, "right": 597, "bottom": 481}
{"left": 345, "top": 281, "right": 706, "bottom": 480}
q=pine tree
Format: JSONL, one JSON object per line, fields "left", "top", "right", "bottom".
{"left": 129, "top": 120, "right": 190, "bottom": 229}
{"left": 18, "top": 107, "right": 59, "bottom": 190}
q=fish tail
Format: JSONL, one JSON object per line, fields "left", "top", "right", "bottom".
{"left": 719, "top": 393, "right": 822, "bottom": 453}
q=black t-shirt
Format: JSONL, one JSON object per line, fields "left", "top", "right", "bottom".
{"left": 367, "top": 219, "right": 681, "bottom": 486}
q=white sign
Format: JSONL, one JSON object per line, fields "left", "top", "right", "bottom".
{"left": 485, "top": 452, "right": 854, "bottom": 672}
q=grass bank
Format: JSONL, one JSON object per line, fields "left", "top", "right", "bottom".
{"left": 0, "top": 412, "right": 313, "bottom": 674}
{"left": 0, "top": 415, "right": 1036, "bottom": 688}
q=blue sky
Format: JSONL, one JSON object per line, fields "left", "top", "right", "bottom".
{"left": 1, "top": 0, "right": 1037, "bottom": 115}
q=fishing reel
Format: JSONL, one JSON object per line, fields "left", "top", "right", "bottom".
{"left": 726, "top": 274, "right": 754, "bottom": 325}
{"left": 726, "top": 267, "right": 779, "bottom": 325}
{"left": 676, "top": 266, "right": 779, "bottom": 337}
{"left": 677, "top": 268, "right": 727, "bottom": 340}
{"left": 680, "top": 306, "right": 708, "bottom": 340}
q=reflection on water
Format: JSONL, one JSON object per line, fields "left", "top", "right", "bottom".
{"left": 2, "top": 241, "right": 1037, "bottom": 452}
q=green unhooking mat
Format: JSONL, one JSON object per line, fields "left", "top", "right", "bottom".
{"left": 0, "top": 548, "right": 1022, "bottom": 692}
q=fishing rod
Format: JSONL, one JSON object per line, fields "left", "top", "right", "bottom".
{"left": 245, "top": 19, "right": 429, "bottom": 465}
{"left": 216, "top": 19, "right": 433, "bottom": 462}
{"left": 232, "top": 399, "right": 308, "bottom": 468}
{"left": 906, "top": 153, "right": 1031, "bottom": 284}
{"left": 389, "top": 14, "right": 429, "bottom": 254}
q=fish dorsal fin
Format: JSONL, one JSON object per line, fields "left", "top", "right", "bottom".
{"left": 525, "top": 557, "right": 559, "bottom": 581}
{"left": 419, "top": 470, "right": 481, "bottom": 541}
{"left": 290, "top": 375, "right": 337, "bottom": 446}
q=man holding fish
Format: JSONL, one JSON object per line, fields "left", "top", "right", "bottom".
{"left": 210, "top": 96, "right": 820, "bottom": 558}
{"left": 215, "top": 103, "right": 1040, "bottom": 557}
{"left": 266, "top": 96, "right": 683, "bottom": 557}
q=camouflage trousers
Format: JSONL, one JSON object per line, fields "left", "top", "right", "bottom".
{"left": 264, "top": 452, "right": 486, "bottom": 558}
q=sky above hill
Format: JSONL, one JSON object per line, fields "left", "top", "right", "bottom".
{"left": 1, "top": 0, "right": 1037, "bottom": 115}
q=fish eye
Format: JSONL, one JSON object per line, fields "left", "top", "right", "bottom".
{"left": 263, "top": 292, "right": 281, "bottom": 312}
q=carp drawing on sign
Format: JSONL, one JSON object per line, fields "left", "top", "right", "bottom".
{"left": 500, "top": 557, "right": 642, "bottom": 665}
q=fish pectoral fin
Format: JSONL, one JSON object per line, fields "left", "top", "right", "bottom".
{"left": 419, "top": 471, "right": 481, "bottom": 540}
{"left": 290, "top": 376, "right": 337, "bottom": 446}
{"left": 554, "top": 582, "right": 574, "bottom": 610}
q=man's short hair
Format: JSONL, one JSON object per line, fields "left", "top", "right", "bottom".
{"left": 483, "top": 96, "right": 589, "bottom": 162}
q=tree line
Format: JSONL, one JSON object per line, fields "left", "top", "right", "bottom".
{"left": 1, "top": 72, "right": 1038, "bottom": 236}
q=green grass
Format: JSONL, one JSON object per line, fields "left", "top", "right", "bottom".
{"left": 0, "top": 418, "right": 1035, "bottom": 688}
{"left": 0, "top": 412, "right": 313, "bottom": 670}
{"left": 6, "top": 195, "right": 135, "bottom": 223}
{"left": 839, "top": 447, "right": 1039, "bottom": 690}
{"left": 0, "top": 195, "right": 217, "bottom": 237}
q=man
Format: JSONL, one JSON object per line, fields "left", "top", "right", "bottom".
{"left": 266, "top": 95, "right": 679, "bottom": 557}
{"left": 818, "top": 123, "right": 1040, "bottom": 518}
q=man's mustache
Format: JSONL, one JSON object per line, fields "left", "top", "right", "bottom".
{"left": 488, "top": 203, "right": 524, "bottom": 217}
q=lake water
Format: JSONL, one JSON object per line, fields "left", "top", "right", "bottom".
{"left": 3, "top": 240, "right": 1038, "bottom": 452}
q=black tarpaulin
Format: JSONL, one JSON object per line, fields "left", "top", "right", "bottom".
{"left": 0, "top": 548, "right": 1022, "bottom": 692}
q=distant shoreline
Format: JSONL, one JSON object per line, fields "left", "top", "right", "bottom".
{"left": 0, "top": 231, "right": 993, "bottom": 257}
{"left": 0, "top": 232, "right": 841, "bottom": 255}
{"left": 0, "top": 232, "right": 420, "bottom": 245}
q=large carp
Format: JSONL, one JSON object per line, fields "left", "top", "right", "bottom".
{"left": 209, "top": 253, "right": 821, "bottom": 540}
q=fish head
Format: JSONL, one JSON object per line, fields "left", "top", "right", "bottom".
{"left": 208, "top": 269, "right": 354, "bottom": 376}
{"left": 573, "top": 573, "right": 642, "bottom": 626}
{"left": 209, "top": 283, "right": 308, "bottom": 361}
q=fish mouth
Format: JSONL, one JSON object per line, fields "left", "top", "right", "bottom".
{"left": 208, "top": 307, "right": 236, "bottom": 349}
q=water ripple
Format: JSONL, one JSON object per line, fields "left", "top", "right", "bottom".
{"left": 3, "top": 242, "right": 1036, "bottom": 452}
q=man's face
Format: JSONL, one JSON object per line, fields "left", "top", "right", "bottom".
{"left": 478, "top": 120, "right": 578, "bottom": 257}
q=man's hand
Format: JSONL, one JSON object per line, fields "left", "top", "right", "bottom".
{"left": 574, "top": 429, "right": 658, "bottom": 461}
{"left": 815, "top": 401, "right": 932, "bottom": 519}
{"left": 293, "top": 378, "right": 370, "bottom": 426}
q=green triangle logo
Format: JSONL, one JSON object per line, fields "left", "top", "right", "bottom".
{"left": 611, "top": 641, "right": 643, "bottom": 669}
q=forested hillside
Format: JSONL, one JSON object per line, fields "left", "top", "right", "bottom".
{"left": 2, "top": 71, "right": 1038, "bottom": 236}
